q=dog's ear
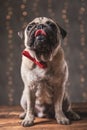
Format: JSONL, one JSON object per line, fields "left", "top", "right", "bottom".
{"left": 56, "top": 23, "right": 67, "bottom": 39}
{"left": 18, "top": 31, "right": 24, "bottom": 39}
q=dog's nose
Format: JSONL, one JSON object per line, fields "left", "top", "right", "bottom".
{"left": 37, "top": 24, "right": 44, "bottom": 29}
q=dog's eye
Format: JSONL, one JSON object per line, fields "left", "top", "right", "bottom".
{"left": 46, "top": 21, "right": 57, "bottom": 31}
{"left": 27, "top": 25, "right": 32, "bottom": 31}
{"left": 46, "top": 21, "right": 51, "bottom": 25}
{"left": 27, "top": 23, "right": 35, "bottom": 31}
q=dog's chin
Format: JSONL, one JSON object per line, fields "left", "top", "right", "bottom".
{"left": 40, "top": 53, "right": 52, "bottom": 62}
{"left": 35, "top": 50, "right": 52, "bottom": 62}
{"left": 30, "top": 40, "right": 53, "bottom": 62}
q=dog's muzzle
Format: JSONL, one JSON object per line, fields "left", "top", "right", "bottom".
{"left": 34, "top": 29, "right": 47, "bottom": 50}
{"left": 35, "top": 29, "right": 47, "bottom": 42}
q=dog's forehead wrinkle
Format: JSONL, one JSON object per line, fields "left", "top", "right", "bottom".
{"left": 31, "top": 17, "right": 50, "bottom": 24}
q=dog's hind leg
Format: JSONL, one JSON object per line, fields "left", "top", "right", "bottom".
{"left": 63, "top": 92, "right": 80, "bottom": 121}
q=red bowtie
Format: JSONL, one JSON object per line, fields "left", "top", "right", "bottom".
{"left": 22, "top": 50, "right": 47, "bottom": 69}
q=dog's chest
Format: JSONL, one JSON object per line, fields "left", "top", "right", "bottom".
{"left": 29, "top": 67, "right": 48, "bottom": 81}
{"left": 28, "top": 65, "right": 58, "bottom": 83}
{"left": 28, "top": 67, "right": 54, "bottom": 104}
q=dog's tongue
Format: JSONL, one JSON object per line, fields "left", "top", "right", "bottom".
{"left": 35, "top": 29, "right": 46, "bottom": 37}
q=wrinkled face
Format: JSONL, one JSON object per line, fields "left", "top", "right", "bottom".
{"left": 19, "top": 17, "right": 67, "bottom": 61}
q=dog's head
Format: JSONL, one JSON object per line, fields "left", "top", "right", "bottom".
{"left": 18, "top": 17, "right": 67, "bottom": 61}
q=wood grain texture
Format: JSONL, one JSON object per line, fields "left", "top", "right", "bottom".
{"left": 0, "top": 103, "right": 87, "bottom": 130}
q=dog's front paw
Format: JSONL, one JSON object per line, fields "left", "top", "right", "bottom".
{"left": 56, "top": 116, "right": 70, "bottom": 125}
{"left": 55, "top": 111, "right": 70, "bottom": 125}
{"left": 21, "top": 115, "right": 34, "bottom": 127}
{"left": 21, "top": 119, "right": 34, "bottom": 127}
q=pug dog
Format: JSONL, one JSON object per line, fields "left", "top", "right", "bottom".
{"left": 18, "top": 17, "right": 80, "bottom": 127}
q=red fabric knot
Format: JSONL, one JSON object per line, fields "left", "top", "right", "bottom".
{"left": 22, "top": 50, "right": 47, "bottom": 69}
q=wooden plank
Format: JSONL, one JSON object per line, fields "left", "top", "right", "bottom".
{"left": 0, "top": 103, "right": 87, "bottom": 130}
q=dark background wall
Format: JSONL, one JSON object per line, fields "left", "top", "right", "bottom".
{"left": 0, "top": 0, "right": 87, "bottom": 105}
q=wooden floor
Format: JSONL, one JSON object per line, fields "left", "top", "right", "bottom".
{"left": 0, "top": 103, "right": 87, "bottom": 130}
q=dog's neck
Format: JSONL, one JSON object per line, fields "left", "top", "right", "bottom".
{"left": 22, "top": 50, "right": 47, "bottom": 69}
